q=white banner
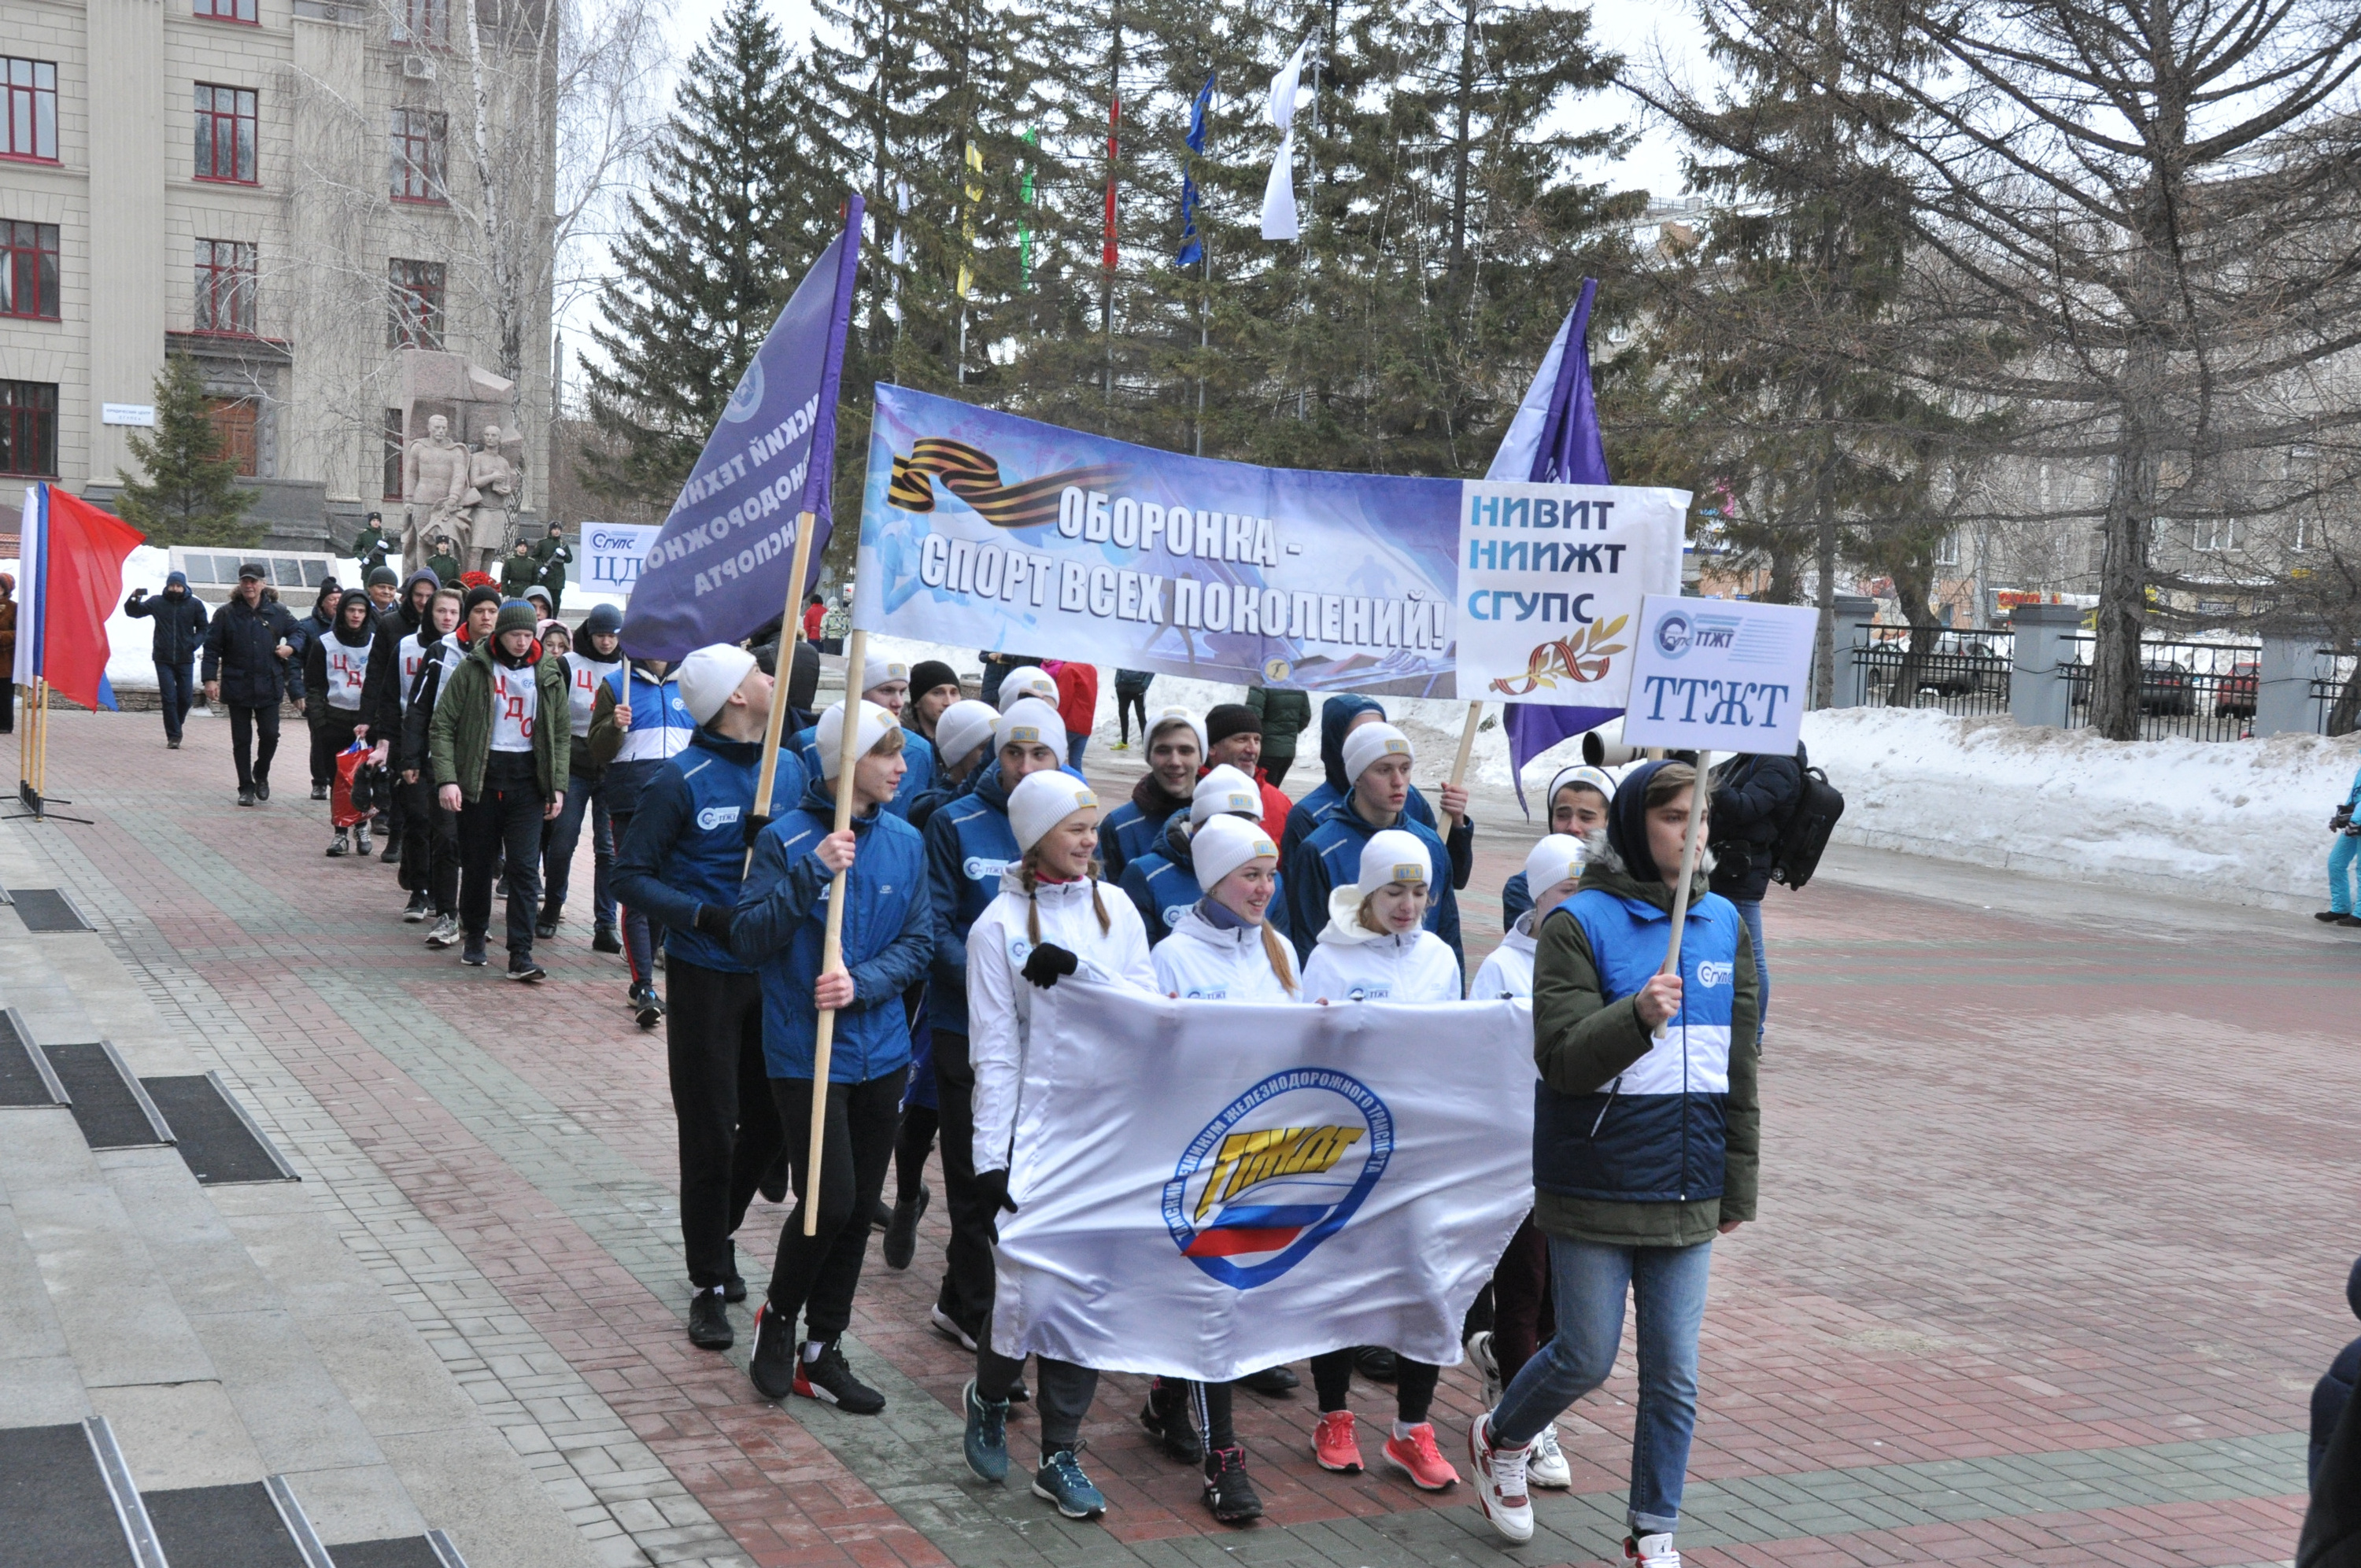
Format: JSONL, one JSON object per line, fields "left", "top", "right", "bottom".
{"left": 580, "top": 522, "right": 660, "bottom": 592}
{"left": 1619, "top": 593, "right": 1818, "bottom": 755}
{"left": 992, "top": 982, "right": 1535, "bottom": 1382}
{"left": 1454, "top": 481, "right": 1687, "bottom": 706}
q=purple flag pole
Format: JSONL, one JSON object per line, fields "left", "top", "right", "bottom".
{"left": 1499, "top": 279, "right": 1616, "bottom": 813}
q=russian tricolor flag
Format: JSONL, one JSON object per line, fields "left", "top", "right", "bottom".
{"left": 14, "top": 484, "right": 144, "bottom": 713}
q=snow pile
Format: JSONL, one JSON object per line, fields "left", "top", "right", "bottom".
{"left": 1801, "top": 706, "right": 2361, "bottom": 909}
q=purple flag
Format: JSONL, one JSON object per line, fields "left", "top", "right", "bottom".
{"left": 623, "top": 194, "right": 866, "bottom": 660}
{"left": 1492, "top": 279, "right": 1617, "bottom": 812}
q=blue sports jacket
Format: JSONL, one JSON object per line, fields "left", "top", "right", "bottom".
{"left": 613, "top": 729, "right": 807, "bottom": 973}
{"left": 920, "top": 758, "right": 1086, "bottom": 1034}
{"left": 792, "top": 721, "right": 938, "bottom": 820}
{"left": 1120, "top": 811, "right": 1289, "bottom": 946}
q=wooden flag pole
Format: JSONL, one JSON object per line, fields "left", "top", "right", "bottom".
{"left": 800, "top": 628, "right": 868, "bottom": 1236}
{"left": 1652, "top": 748, "right": 1712, "bottom": 1041}
{"left": 1446, "top": 700, "right": 1481, "bottom": 826}
{"left": 745, "top": 512, "right": 818, "bottom": 873}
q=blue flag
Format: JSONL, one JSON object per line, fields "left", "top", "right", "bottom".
{"left": 622, "top": 194, "right": 866, "bottom": 660}
{"left": 1177, "top": 73, "right": 1214, "bottom": 267}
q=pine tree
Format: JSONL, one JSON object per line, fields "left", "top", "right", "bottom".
{"left": 113, "top": 355, "right": 260, "bottom": 547}
{"left": 581, "top": 0, "right": 849, "bottom": 513}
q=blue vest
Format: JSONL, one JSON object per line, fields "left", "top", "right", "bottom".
{"left": 1531, "top": 888, "right": 1742, "bottom": 1205}
{"left": 650, "top": 733, "right": 806, "bottom": 972}
{"left": 604, "top": 665, "right": 702, "bottom": 814}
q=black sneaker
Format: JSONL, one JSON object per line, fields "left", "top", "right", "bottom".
{"left": 535, "top": 913, "right": 559, "bottom": 939}
{"left": 380, "top": 839, "right": 400, "bottom": 865}
{"left": 461, "top": 935, "right": 489, "bottom": 967}
{"left": 402, "top": 890, "right": 430, "bottom": 922}
{"left": 310, "top": 782, "right": 327, "bottom": 801}
{"left": 722, "top": 1272, "right": 747, "bottom": 1304}
{"left": 1240, "top": 1364, "right": 1299, "bottom": 1396}
{"left": 759, "top": 1150, "right": 789, "bottom": 1204}
{"left": 237, "top": 787, "right": 256, "bottom": 807}
{"left": 793, "top": 1338, "right": 885, "bottom": 1414}
{"left": 871, "top": 1198, "right": 894, "bottom": 1232}
{"left": 630, "top": 985, "right": 663, "bottom": 1029}
{"left": 507, "top": 955, "right": 546, "bottom": 982}
{"left": 748, "top": 1302, "right": 796, "bottom": 1399}
{"left": 592, "top": 925, "right": 623, "bottom": 954}
{"left": 254, "top": 776, "right": 270, "bottom": 802}
{"left": 2315, "top": 910, "right": 2348, "bottom": 922}
{"left": 883, "top": 1186, "right": 929, "bottom": 1271}
{"left": 1140, "top": 1378, "right": 1203, "bottom": 1463}
{"left": 687, "top": 1286, "right": 732, "bottom": 1349}
{"left": 1203, "top": 1445, "right": 1263, "bottom": 1525}
{"left": 1354, "top": 1345, "right": 1398, "bottom": 1382}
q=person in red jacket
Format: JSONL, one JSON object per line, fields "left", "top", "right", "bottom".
{"left": 1047, "top": 660, "right": 1098, "bottom": 769}
{"left": 801, "top": 593, "right": 825, "bottom": 644}
{"left": 1204, "top": 703, "right": 1292, "bottom": 839}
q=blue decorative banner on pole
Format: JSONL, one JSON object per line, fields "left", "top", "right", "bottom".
{"left": 1177, "top": 73, "right": 1214, "bottom": 267}
{"left": 622, "top": 194, "right": 865, "bottom": 660}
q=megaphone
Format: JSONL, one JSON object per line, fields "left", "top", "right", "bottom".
{"left": 1581, "top": 718, "right": 1645, "bottom": 769}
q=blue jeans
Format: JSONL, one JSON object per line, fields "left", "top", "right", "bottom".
{"left": 1066, "top": 730, "right": 1089, "bottom": 769}
{"left": 1733, "top": 898, "right": 1768, "bottom": 1030}
{"left": 2330, "top": 832, "right": 2360, "bottom": 914}
{"left": 155, "top": 661, "right": 194, "bottom": 740}
{"left": 1494, "top": 1236, "right": 1714, "bottom": 1536}
{"left": 542, "top": 769, "right": 615, "bottom": 928}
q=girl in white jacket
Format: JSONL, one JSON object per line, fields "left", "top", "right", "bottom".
{"left": 961, "top": 769, "right": 1155, "bottom": 1522}
{"left": 1297, "top": 828, "right": 1465, "bottom": 1489}
{"left": 1140, "top": 813, "right": 1291, "bottom": 1524}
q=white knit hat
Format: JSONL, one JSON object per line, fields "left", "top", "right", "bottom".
{"left": 675, "top": 644, "right": 758, "bottom": 725}
{"left": 1340, "top": 721, "right": 1413, "bottom": 786}
{"left": 1144, "top": 705, "right": 1208, "bottom": 758}
{"left": 814, "top": 699, "right": 897, "bottom": 779}
{"left": 1357, "top": 828, "right": 1432, "bottom": 895}
{"left": 932, "top": 699, "right": 999, "bottom": 771}
{"left": 1189, "top": 764, "right": 1262, "bottom": 827}
{"left": 1546, "top": 765, "right": 1616, "bottom": 806}
{"left": 1009, "top": 769, "right": 1099, "bottom": 854}
{"left": 1522, "top": 833, "right": 1587, "bottom": 899}
{"left": 863, "top": 660, "right": 913, "bottom": 695}
{"left": 997, "top": 666, "right": 1060, "bottom": 710}
{"left": 1192, "top": 814, "right": 1277, "bottom": 895}
{"left": 994, "top": 697, "right": 1064, "bottom": 754}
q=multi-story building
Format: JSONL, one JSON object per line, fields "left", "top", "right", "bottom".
{"left": 0, "top": 0, "right": 553, "bottom": 547}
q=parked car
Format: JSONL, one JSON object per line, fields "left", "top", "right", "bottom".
{"left": 2215, "top": 661, "right": 2258, "bottom": 718}
{"left": 1860, "top": 632, "right": 2009, "bottom": 699}
{"left": 2138, "top": 659, "right": 2194, "bottom": 716}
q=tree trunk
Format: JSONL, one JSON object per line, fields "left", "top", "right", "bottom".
{"left": 1443, "top": 0, "right": 1477, "bottom": 306}
{"left": 2330, "top": 639, "right": 2361, "bottom": 736}
{"left": 1809, "top": 412, "right": 1839, "bottom": 707}
{"left": 1886, "top": 552, "right": 1942, "bottom": 705}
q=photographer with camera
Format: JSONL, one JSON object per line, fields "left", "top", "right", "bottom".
{"left": 2315, "top": 762, "right": 2361, "bottom": 928}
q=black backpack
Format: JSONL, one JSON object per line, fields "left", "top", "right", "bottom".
{"left": 1768, "top": 762, "right": 1844, "bottom": 891}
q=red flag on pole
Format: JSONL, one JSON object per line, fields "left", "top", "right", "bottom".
{"left": 17, "top": 485, "right": 144, "bottom": 712}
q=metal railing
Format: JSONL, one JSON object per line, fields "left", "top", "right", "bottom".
{"left": 2060, "top": 635, "right": 2261, "bottom": 741}
{"left": 1851, "top": 626, "right": 2014, "bottom": 716}
{"left": 2311, "top": 649, "right": 2359, "bottom": 736}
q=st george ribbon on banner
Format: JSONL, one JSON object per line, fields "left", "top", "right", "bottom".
{"left": 852, "top": 383, "right": 1687, "bottom": 696}
{"left": 621, "top": 196, "right": 864, "bottom": 660}
{"left": 989, "top": 982, "right": 1535, "bottom": 1381}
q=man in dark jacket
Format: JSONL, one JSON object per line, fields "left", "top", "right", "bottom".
{"left": 283, "top": 580, "right": 343, "bottom": 797}
{"left": 201, "top": 563, "right": 302, "bottom": 806}
{"left": 360, "top": 569, "right": 442, "bottom": 865}
{"left": 498, "top": 540, "right": 539, "bottom": 598}
{"left": 125, "top": 572, "right": 209, "bottom": 747}
{"left": 1706, "top": 743, "right": 1805, "bottom": 1031}
{"left": 1243, "top": 685, "right": 1312, "bottom": 786}
{"left": 352, "top": 512, "right": 392, "bottom": 573}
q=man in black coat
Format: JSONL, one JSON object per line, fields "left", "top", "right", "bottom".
{"left": 359, "top": 569, "right": 442, "bottom": 865}
{"left": 124, "top": 571, "right": 209, "bottom": 748}
{"left": 1707, "top": 743, "right": 1806, "bottom": 1032}
{"left": 201, "top": 563, "right": 302, "bottom": 806}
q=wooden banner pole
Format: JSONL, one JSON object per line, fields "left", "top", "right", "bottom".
{"left": 745, "top": 511, "right": 818, "bottom": 873}
{"left": 1652, "top": 748, "right": 1712, "bottom": 1041}
{"left": 800, "top": 628, "right": 868, "bottom": 1236}
{"left": 1446, "top": 700, "right": 1481, "bottom": 827}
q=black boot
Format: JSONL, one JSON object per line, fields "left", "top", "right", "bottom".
{"left": 882, "top": 1186, "right": 929, "bottom": 1271}
{"left": 1203, "top": 1445, "right": 1263, "bottom": 1525}
{"left": 1140, "top": 1378, "right": 1203, "bottom": 1463}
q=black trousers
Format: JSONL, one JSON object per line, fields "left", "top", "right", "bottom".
{"left": 980, "top": 1337, "right": 1099, "bottom": 1455}
{"left": 667, "top": 961, "right": 785, "bottom": 1289}
{"left": 1312, "top": 1349, "right": 1440, "bottom": 1424}
{"left": 894, "top": 1104, "right": 938, "bottom": 1205}
{"left": 400, "top": 780, "right": 460, "bottom": 913}
{"left": 929, "top": 1029, "right": 996, "bottom": 1337}
{"left": 1264, "top": 754, "right": 1294, "bottom": 787}
{"left": 764, "top": 1069, "right": 904, "bottom": 1342}
{"left": 227, "top": 703, "right": 281, "bottom": 790}
{"left": 156, "top": 661, "right": 194, "bottom": 740}
{"left": 457, "top": 764, "right": 547, "bottom": 954}
{"left": 0, "top": 674, "right": 13, "bottom": 732}
{"left": 312, "top": 711, "right": 363, "bottom": 806}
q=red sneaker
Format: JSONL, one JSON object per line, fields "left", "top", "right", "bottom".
{"left": 1382, "top": 1422, "right": 1459, "bottom": 1491}
{"left": 1313, "top": 1409, "right": 1364, "bottom": 1474}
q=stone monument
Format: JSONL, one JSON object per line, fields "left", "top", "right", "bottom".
{"left": 394, "top": 349, "right": 534, "bottom": 574}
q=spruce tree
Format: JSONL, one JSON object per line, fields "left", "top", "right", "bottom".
{"left": 114, "top": 355, "right": 260, "bottom": 547}
{"left": 582, "top": 0, "right": 848, "bottom": 513}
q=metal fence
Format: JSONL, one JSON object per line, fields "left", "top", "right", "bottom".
{"left": 2060, "top": 635, "right": 2263, "bottom": 742}
{"left": 1851, "top": 627, "right": 2015, "bottom": 717}
{"left": 2312, "top": 650, "right": 2359, "bottom": 736}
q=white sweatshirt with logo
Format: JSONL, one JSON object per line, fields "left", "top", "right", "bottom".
{"left": 1299, "top": 887, "right": 1462, "bottom": 1003}
{"left": 1151, "top": 904, "right": 1298, "bottom": 1002}
{"left": 1469, "top": 912, "right": 1539, "bottom": 1000}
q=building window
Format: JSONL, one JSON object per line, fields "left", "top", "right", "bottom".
{"left": 2195, "top": 518, "right": 2237, "bottom": 552}
{"left": 0, "top": 381, "right": 57, "bottom": 477}
{"left": 194, "top": 83, "right": 259, "bottom": 183}
{"left": 196, "top": 0, "right": 258, "bottom": 24}
{"left": 1935, "top": 530, "right": 1961, "bottom": 566}
{"left": 383, "top": 408, "right": 405, "bottom": 500}
{"left": 193, "top": 238, "right": 257, "bottom": 334}
{"left": 2, "top": 220, "right": 60, "bottom": 319}
{"left": 391, "top": 0, "right": 449, "bottom": 46}
{"left": 3, "top": 59, "right": 59, "bottom": 163}
{"left": 388, "top": 258, "right": 445, "bottom": 349}
{"left": 388, "top": 109, "right": 446, "bottom": 202}
{"left": 207, "top": 397, "right": 259, "bottom": 477}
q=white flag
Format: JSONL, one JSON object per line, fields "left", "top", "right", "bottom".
{"left": 1259, "top": 37, "right": 1312, "bottom": 241}
{"left": 991, "top": 981, "right": 1535, "bottom": 1382}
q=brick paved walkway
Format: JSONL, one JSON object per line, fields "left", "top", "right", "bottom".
{"left": 17, "top": 707, "right": 2353, "bottom": 1567}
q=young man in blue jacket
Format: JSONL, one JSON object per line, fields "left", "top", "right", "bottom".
{"left": 1280, "top": 695, "right": 1469, "bottom": 870}
{"left": 1286, "top": 722, "right": 1469, "bottom": 966}
{"left": 612, "top": 645, "right": 802, "bottom": 1351}
{"left": 733, "top": 699, "right": 932, "bottom": 1414}
{"left": 589, "top": 655, "right": 700, "bottom": 1024}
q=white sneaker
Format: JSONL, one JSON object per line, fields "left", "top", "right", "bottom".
{"left": 1625, "top": 1532, "right": 1680, "bottom": 1566}
{"left": 1465, "top": 1330, "right": 1501, "bottom": 1405}
{"left": 1466, "top": 1411, "right": 1533, "bottom": 1544}
{"left": 423, "top": 913, "right": 460, "bottom": 948}
{"left": 1528, "top": 1421, "right": 1570, "bottom": 1488}
{"left": 929, "top": 1304, "right": 978, "bottom": 1352}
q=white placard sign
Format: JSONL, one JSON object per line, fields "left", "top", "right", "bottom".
{"left": 1451, "top": 481, "right": 1689, "bottom": 703}
{"left": 580, "top": 522, "right": 660, "bottom": 591}
{"left": 1618, "top": 594, "right": 1817, "bottom": 756}
{"left": 102, "top": 404, "right": 157, "bottom": 427}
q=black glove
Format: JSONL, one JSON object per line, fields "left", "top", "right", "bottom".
{"left": 973, "top": 1168, "right": 1018, "bottom": 1242}
{"left": 741, "top": 811, "right": 773, "bottom": 848}
{"left": 1020, "top": 943, "right": 1078, "bottom": 989}
{"left": 693, "top": 904, "right": 735, "bottom": 940}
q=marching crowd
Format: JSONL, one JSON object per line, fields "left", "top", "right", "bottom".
{"left": 182, "top": 558, "right": 1774, "bottom": 1568}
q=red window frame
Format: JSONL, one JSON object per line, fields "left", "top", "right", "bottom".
{"left": 390, "top": 0, "right": 449, "bottom": 46}
{"left": 193, "top": 238, "right": 257, "bottom": 334}
{"left": 2, "top": 220, "right": 60, "bottom": 320}
{"left": 194, "top": 83, "right": 258, "bottom": 184}
{"left": 195, "top": 0, "right": 259, "bottom": 24}
{"left": 2, "top": 58, "right": 60, "bottom": 163}
{"left": 387, "top": 258, "right": 445, "bottom": 349}
{"left": 388, "top": 108, "right": 445, "bottom": 204}
{"left": 0, "top": 380, "right": 58, "bottom": 478}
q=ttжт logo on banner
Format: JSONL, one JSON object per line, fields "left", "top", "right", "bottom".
{"left": 1651, "top": 608, "right": 1740, "bottom": 661}
{"left": 1162, "top": 1068, "right": 1393, "bottom": 1288}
